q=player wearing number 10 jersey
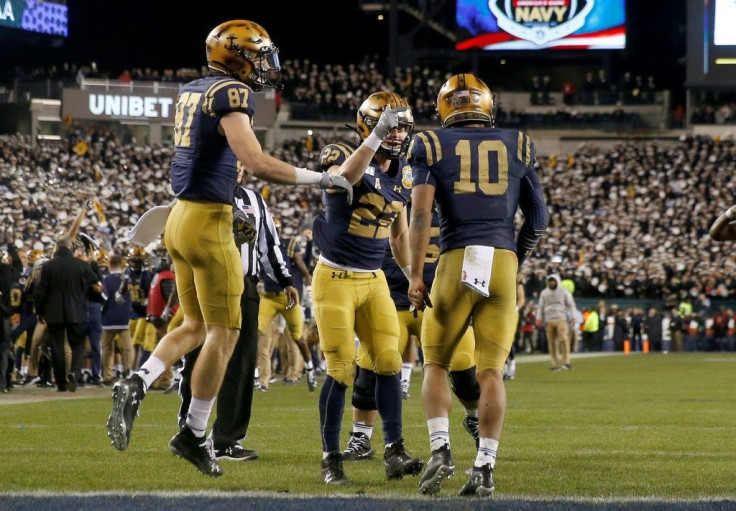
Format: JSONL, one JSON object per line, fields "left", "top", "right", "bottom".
{"left": 408, "top": 73, "right": 549, "bottom": 497}
{"left": 313, "top": 91, "right": 423, "bottom": 485}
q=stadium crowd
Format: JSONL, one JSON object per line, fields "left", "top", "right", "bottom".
{"left": 7, "top": 59, "right": 667, "bottom": 130}
{"left": 2, "top": 129, "right": 734, "bottom": 305}
{"left": 2, "top": 92, "right": 736, "bottom": 394}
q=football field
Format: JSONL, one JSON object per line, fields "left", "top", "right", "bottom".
{"left": 2, "top": 352, "right": 735, "bottom": 509}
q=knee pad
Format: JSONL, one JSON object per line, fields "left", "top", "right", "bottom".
{"left": 450, "top": 366, "right": 480, "bottom": 402}
{"left": 351, "top": 367, "right": 377, "bottom": 411}
{"left": 373, "top": 348, "right": 401, "bottom": 376}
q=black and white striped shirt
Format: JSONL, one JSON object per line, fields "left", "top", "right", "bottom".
{"left": 233, "top": 186, "right": 292, "bottom": 287}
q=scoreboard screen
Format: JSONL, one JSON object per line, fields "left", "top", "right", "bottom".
{"left": 687, "top": 0, "right": 736, "bottom": 86}
{"left": 456, "top": 0, "right": 626, "bottom": 51}
{"left": 0, "top": 0, "right": 68, "bottom": 38}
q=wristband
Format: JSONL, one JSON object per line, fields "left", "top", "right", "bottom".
{"left": 363, "top": 132, "right": 382, "bottom": 152}
{"left": 401, "top": 264, "right": 412, "bottom": 281}
{"left": 294, "top": 167, "right": 322, "bottom": 185}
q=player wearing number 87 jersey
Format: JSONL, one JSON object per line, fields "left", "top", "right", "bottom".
{"left": 313, "top": 91, "right": 423, "bottom": 485}
{"left": 107, "top": 19, "right": 352, "bottom": 478}
{"left": 408, "top": 73, "right": 549, "bottom": 497}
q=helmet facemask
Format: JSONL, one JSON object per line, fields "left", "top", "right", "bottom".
{"left": 206, "top": 20, "right": 282, "bottom": 91}
{"left": 357, "top": 92, "right": 415, "bottom": 160}
{"left": 230, "top": 43, "right": 282, "bottom": 91}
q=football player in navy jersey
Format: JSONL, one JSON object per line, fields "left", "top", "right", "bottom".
{"left": 106, "top": 19, "right": 352, "bottom": 477}
{"left": 342, "top": 202, "right": 482, "bottom": 463}
{"left": 408, "top": 74, "right": 549, "bottom": 496}
{"left": 312, "top": 91, "right": 423, "bottom": 485}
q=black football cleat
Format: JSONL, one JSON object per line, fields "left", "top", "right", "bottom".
{"left": 169, "top": 426, "right": 223, "bottom": 477}
{"left": 214, "top": 443, "right": 259, "bottom": 461}
{"left": 418, "top": 443, "right": 455, "bottom": 495}
{"left": 341, "top": 432, "right": 374, "bottom": 461}
{"left": 384, "top": 438, "right": 423, "bottom": 480}
{"left": 463, "top": 416, "right": 480, "bottom": 449}
{"left": 306, "top": 368, "right": 318, "bottom": 392}
{"left": 458, "top": 463, "right": 495, "bottom": 497}
{"left": 106, "top": 374, "right": 145, "bottom": 451}
{"left": 321, "top": 451, "right": 350, "bottom": 485}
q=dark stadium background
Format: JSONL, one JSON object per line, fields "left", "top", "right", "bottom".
{"left": 2, "top": 0, "right": 687, "bottom": 100}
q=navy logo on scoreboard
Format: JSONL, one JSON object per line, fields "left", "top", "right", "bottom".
{"left": 488, "top": 0, "right": 595, "bottom": 46}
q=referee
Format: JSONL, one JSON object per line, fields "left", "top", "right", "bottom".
{"left": 179, "top": 175, "right": 295, "bottom": 461}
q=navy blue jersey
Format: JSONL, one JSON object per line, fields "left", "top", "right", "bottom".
{"left": 410, "top": 127, "right": 546, "bottom": 253}
{"left": 171, "top": 76, "right": 256, "bottom": 205}
{"left": 263, "top": 237, "right": 303, "bottom": 293}
{"left": 125, "top": 267, "right": 152, "bottom": 319}
{"left": 383, "top": 205, "right": 441, "bottom": 310}
{"left": 9, "top": 272, "right": 28, "bottom": 316}
{"left": 314, "top": 142, "right": 412, "bottom": 271}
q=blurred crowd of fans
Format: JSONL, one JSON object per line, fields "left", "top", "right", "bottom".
{"left": 1, "top": 128, "right": 734, "bottom": 308}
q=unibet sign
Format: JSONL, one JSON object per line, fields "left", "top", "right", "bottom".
{"left": 88, "top": 94, "right": 174, "bottom": 118}
{"left": 62, "top": 87, "right": 276, "bottom": 126}
{"left": 62, "top": 89, "right": 179, "bottom": 122}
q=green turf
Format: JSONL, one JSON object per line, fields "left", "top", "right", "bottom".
{"left": 1, "top": 352, "right": 735, "bottom": 499}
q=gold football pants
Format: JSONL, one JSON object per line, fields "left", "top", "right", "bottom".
{"left": 257, "top": 292, "right": 304, "bottom": 340}
{"left": 357, "top": 308, "right": 476, "bottom": 372}
{"left": 164, "top": 199, "right": 243, "bottom": 329}
{"left": 313, "top": 261, "right": 401, "bottom": 386}
{"left": 421, "top": 248, "right": 517, "bottom": 372}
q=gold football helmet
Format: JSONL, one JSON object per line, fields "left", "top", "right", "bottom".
{"left": 28, "top": 249, "right": 45, "bottom": 264}
{"left": 127, "top": 246, "right": 146, "bottom": 270}
{"left": 436, "top": 73, "right": 494, "bottom": 128}
{"left": 97, "top": 248, "right": 110, "bottom": 267}
{"left": 206, "top": 20, "right": 281, "bottom": 91}
{"left": 356, "top": 91, "right": 414, "bottom": 160}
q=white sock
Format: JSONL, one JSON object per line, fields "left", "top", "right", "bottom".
{"left": 254, "top": 367, "right": 260, "bottom": 379}
{"left": 135, "top": 356, "right": 165, "bottom": 391}
{"left": 353, "top": 421, "right": 373, "bottom": 439}
{"left": 185, "top": 397, "right": 214, "bottom": 437}
{"left": 475, "top": 437, "right": 499, "bottom": 468}
{"left": 427, "top": 416, "right": 450, "bottom": 451}
{"left": 401, "top": 363, "right": 412, "bottom": 383}
{"left": 305, "top": 360, "right": 314, "bottom": 370}
{"left": 465, "top": 407, "right": 478, "bottom": 418}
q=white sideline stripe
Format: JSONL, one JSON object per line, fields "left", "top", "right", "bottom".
{"left": 516, "top": 352, "right": 620, "bottom": 363}
{"left": 0, "top": 393, "right": 105, "bottom": 406}
{"left": 0, "top": 490, "right": 732, "bottom": 503}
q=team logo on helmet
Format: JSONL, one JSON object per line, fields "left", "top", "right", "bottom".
{"left": 402, "top": 166, "right": 413, "bottom": 189}
{"left": 488, "top": 0, "right": 595, "bottom": 46}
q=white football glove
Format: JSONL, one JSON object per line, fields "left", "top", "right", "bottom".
{"left": 373, "top": 107, "right": 409, "bottom": 140}
{"left": 160, "top": 306, "right": 172, "bottom": 323}
{"left": 318, "top": 173, "right": 353, "bottom": 205}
